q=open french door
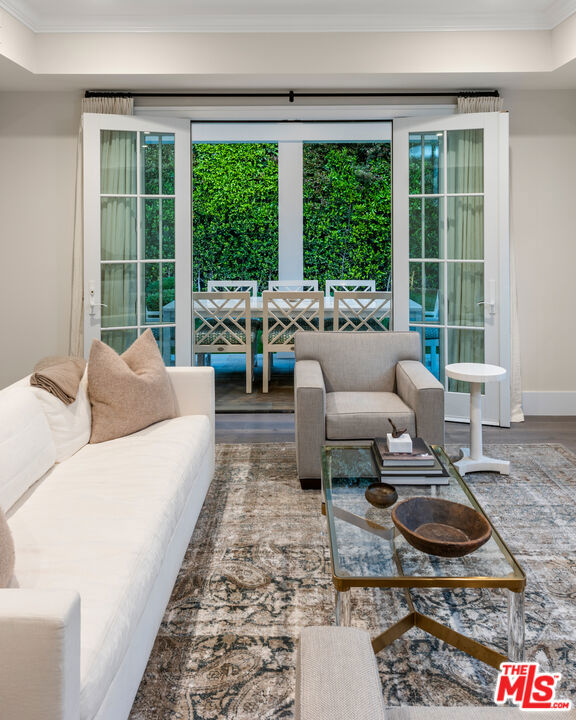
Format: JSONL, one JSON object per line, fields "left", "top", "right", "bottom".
{"left": 393, "top": 112, "right": 510, "bottom": 426}
{"left": 83, "top": 114, "right": 191, "bottom": 364}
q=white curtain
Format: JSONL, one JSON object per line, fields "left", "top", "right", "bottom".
{"left": 68, "top": 96, "right": 134, "bottom": 357}
{"left": 457, "top": 96, "right": 524, "bottom": 422}
{"left": 446, "top": 130, "right": 484, "bottom": 394}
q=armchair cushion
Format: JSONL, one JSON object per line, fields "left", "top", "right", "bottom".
{"left": 326, "top": 392, "right": 415, "bottom": 440}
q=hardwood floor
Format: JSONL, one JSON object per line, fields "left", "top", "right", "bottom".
{"left": 216, "top": 414, "right": 576, "bottom": 453}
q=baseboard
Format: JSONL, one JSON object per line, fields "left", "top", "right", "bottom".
{"left": 522, "top": 391, "right": 576, "bottom": 416}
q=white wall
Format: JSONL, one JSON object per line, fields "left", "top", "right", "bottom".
{"left": 0, "top": 91, "right": 80, "bottom": 388}
{"left": 504, "top": 89, "right": 576, "bottom": 412}
{"left": 0, "top": 88, "right": 575, "bottom": 415}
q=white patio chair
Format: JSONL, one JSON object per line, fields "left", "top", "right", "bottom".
{"left": 262, "top": 291, "right": 324, "bottom": 393}
{"left": 267, "top": 279, "right": 319, "bottom": 292}
{"left": 193, "top": 291, "right": 255, "bottom": 393}
{"left": 207, "top": 280, "right": 258, "bottom": 297}
{"left": 325, "top": 279, "right": 376, "bottom": 295}
{"left": 333, "top": 291, "right": 392, "bottom": 331}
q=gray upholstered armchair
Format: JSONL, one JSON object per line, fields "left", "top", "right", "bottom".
{"left": 294, "top": 331, "right": 444, "bottom": 487}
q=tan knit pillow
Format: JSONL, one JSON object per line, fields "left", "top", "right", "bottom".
{"left": 0, "top": 508, "right": 15, "bottom": 587}
{"left": 88, "top": 329, "right": 176, "bottom": 443}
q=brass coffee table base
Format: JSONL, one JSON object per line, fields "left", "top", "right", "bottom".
{"left": 371, "top": 609, "right": 507, "bottom": 670}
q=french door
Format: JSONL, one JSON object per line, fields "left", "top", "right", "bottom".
{"left": 393, "top": 112, "right": 510, "bottom": 425}
{"left": 83, "top": 114, "right": 191, "bottom": 363}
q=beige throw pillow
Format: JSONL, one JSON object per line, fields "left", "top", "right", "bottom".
{"left": 88, "top": 329, "right": 176, "bottom": 443}
{"left": 0, "top": 508, "right": 15, "bottom": 587}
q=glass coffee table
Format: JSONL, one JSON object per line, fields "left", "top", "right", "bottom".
{"left": 321, "top": 443, "right": 526, "bottom": 668}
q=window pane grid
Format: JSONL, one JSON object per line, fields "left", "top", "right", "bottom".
{"left": 100, "top": 129, "right": 176, "bottom": 363}
{"left": 408, "top": 129, "right": 485, "bottom": 384}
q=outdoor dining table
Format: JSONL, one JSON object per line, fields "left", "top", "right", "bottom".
{"left": 195, "top": 295, "right": 392, "bottom": 319}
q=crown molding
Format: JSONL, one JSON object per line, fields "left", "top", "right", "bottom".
{"left": 546, "top": 0, "right": 576, "bottom": 27}
{"left": 0, "top": 2, "right": 575, "bottom": 34}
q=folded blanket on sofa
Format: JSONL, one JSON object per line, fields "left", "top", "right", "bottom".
{"left": 30, "top": 356, "right": 87, "bottom": 405}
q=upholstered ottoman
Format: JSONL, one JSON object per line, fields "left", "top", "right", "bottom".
{"left": 295, "top": 625, "right": 386, "bottom": 720}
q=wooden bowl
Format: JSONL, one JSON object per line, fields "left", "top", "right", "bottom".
{"left": 365, "top": 482, "right": 398, "bottom": 508}
{"left": 391, "top": 497, "right": 492, "bottom": 557}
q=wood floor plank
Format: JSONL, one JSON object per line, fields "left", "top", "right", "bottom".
{"left": 216, "top": 414, "right": 576, "bottom": 452}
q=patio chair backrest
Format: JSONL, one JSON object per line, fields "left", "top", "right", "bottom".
{"left": 333, "top": 291, "right": 392, "bottom": 331}
{"left": 262, "top": 291, "right": 324, "bottom": 350}
{"left": 207, "top": 280, "right": 258, "bottom": 297}
{"left": 267, "top": 279, "right": 319, "bottom": 292}
{"left": 325, "top": 279, "right": 376, "bottom": 295}
{"left": 193, "top": 292, "right": 252, "bottom": 349}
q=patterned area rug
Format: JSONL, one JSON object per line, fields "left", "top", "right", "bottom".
{"left": 130, "top": 443, "right": 576, "bottom": 719}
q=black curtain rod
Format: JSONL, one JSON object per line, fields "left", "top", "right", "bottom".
{"left": 85, "top": 89, "right": 499, "bottom": 102}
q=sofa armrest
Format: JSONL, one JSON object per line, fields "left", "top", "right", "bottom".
{"left": 396, "top": 360, "right": 445, "bottom": 446}
{"left": 0, "top": 589, "right": 80, "bottom": 720}
{"left": 167, "top": 367, "right": 215, "bottom": 439}
{"left": 294, "top": 361, "right": 326, "bottom": 481}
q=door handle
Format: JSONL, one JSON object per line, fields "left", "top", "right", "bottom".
{"left": 477, "top": 280, "right": 496, "bottom": 316}
{"left": 88, "top": 283, "right": 108, "bottom": 317}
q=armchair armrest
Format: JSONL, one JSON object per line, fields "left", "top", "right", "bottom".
{"left": 294, "top": 360, "right": 326, "bottom": 481}
{"left": 0, "top": 589, "right": 80, "bottom": 720}
{"left": 167, "top": 367, "right": 215, "bottom": 440}
{"left": 396, "top": 360, "right": 445, "bottom": 446}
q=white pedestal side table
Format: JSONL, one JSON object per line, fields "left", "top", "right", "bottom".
{"left": 445, "top": 363, "right": 510, "bottom": 475}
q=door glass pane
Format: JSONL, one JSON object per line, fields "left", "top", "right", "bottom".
{"left": 101, "top": 198, "right": 137, "bottom": 261}
{"left": 192, "top": 143, "right": 278, "bottom": 292}
{"left": 101, "top": 263, "right": 137, "bottom": 327}
{"left": 101, "top": 130, "right": 137, "bottom": 194}
{"left": 149, "top": 327, "right": 175, "bottom": 366}
{"left": 141, "top": 198, "right": 175, "bottom": 260}
{"left": 162, "top": 198, "right": 175, "bottom": 259}
{"left": 409, "top": 132, "right": 443, "bottom": 195}
{"left": 303, "top": 142, "right": 391, "bottom": 291}
{"left": 409, "top": 197, "right": 443, "bottom": 259}
{"left": 411, "top": 325, "right": 444, "bottom": 383}
{"left": 448, "top": 328, "right": 484, "bottom": 392}
{"left": 447, "top": 263, "right": 484, "bottom": 327}
{"left": 447, "top": 129, "right": 483, "bottom": 193}
{"left": 141, "top": 262, "right": 175, "bottom": 325}
{"left": 447, "top": 197, "right": 484, "bottom": 260}
{"left": 141, "top": 133, "right": 175, "bottom": 196}
{"left": 409, "top": 261, "right": 443, "bottom": 324}
{"left": 101, "top": 329, "right": 138, "bottom": 355}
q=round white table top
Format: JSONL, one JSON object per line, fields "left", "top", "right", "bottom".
{"left": 445, "top": 363, "right": 507, "bottom": 383}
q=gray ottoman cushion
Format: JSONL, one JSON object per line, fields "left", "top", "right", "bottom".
{"left": 296, "top": 625, "right": 386, "bottom": 720}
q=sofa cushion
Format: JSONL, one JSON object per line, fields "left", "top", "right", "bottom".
{"left": 88, "top": 329, "right": 176, "bottom": 443}
{"left": 0, "top": 388, "right": 56, "bottom": 512}
{"left": 30, "top": 368, "right": 91, "bottom": 462}
{"left": 8, "top": 413, "right": 213, "bottom": 720}
{"left": 326, "top": 391, "right": 416, "bottom": 440}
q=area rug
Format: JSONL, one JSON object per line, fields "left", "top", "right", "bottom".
{"left": 129, "top": 443, "right": 576, "bottom": 719}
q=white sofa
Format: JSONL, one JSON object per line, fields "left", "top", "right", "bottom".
{"left": 0, "top": 366, "right": 215, "bottom": 720}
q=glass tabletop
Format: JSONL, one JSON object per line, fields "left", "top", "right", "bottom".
{"left": 321, "top": 443, "right": 525, "bottom": 591}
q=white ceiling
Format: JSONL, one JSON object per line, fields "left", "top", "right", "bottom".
{"left": 1, "top": 0, "right": 575, "bottom": 33}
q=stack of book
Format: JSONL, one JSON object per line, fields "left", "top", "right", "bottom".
{"left": 371, "top": 436, "right": 449, "bottom": 485}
